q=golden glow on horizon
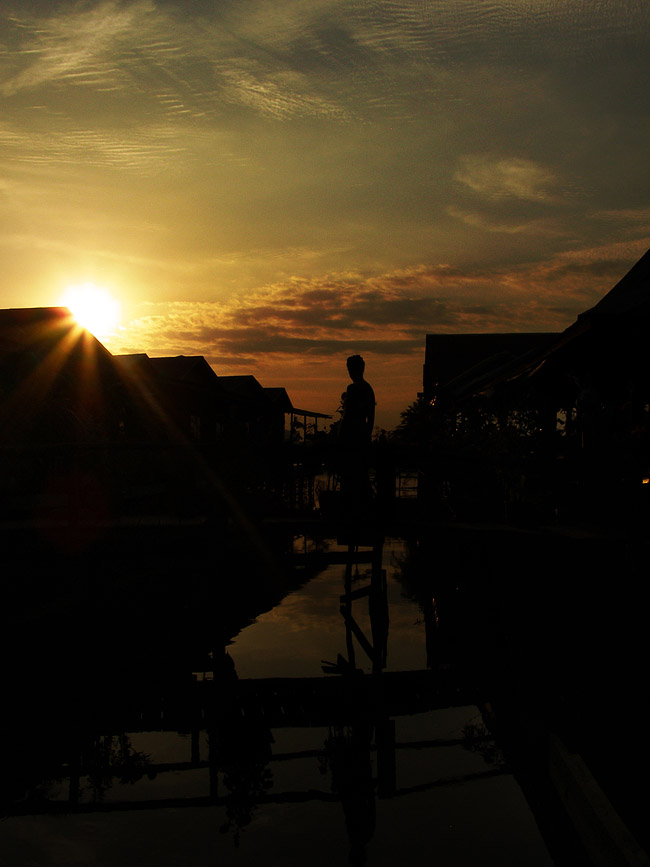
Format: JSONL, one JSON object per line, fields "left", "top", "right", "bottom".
{"left": 60, "top": 283, "right": 121, "bottom": 338}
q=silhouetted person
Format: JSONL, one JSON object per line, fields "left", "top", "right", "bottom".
{"left": 340, "top": 355, "right": 375, "bottom": 447}
{"left": 338, "top": 355, "right": 375, "bottom": 518}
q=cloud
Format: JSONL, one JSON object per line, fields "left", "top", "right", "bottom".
{"left": 6, "top": 0, "right": 634, "bottom": 131}
{"left": 0, "top": 0, "right": 356, "bottom": 122}
{"left": 0, "top": 119, "right": 194, "bottom": 172}
{"left": 1, "top": 1, "right": 158, "bottom": 97}
{"left": 216, "top": 66, "right": 353, "bottom": 121}
{"left": 105, "top": 240, "right": 649, "bottom": 368}
{"left": 95, "top": 237, "right": 650, "bottom": 428}
{"left": 591, "top": 208, "right": 650, "bottom": 227}
{"left": 455, "top": 155, "right": 561, "bottom": 202}
{"left": 447, "top": 206, "right": 563, "bottom": 236}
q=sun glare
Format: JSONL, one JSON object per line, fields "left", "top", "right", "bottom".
{"left": 60, "top": 283, "right": 121, "bottom": 338}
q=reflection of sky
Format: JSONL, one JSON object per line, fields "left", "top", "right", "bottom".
{"left": 0, "top": 538, "right": 555, "bottom": 865}
{"left": 229, "top": 538, "right": 427, "bottom": 677}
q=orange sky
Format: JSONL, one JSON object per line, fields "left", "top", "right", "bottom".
{"left": 2, "top": 1, "right": 650, "bottom": 429}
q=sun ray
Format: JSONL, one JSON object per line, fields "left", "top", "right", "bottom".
{"left": 60, "top": 283, "right": 121, "bottom": 338}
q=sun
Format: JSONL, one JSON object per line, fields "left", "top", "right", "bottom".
{"left": 60, "top": 283, "right": 121, "bottom": 338}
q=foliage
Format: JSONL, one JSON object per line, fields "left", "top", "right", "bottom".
{"left": 392, "top": 396, "right": 438, "bottom": 445}
{"left": 393, "top": 390, "right": 558, "bottom": 458}
{"left": 83, "top": 734, "right": 153, "bottom": 801}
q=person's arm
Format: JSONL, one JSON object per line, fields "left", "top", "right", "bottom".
{"left": 366, "top": 388, "right": 375, "bottom": 437}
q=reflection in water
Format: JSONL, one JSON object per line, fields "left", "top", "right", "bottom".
{"left": 326, "top": 722, "right": 375, "bottom": 867}
{"left": 0, "top": 535, "right": 554, "bottom": 866}
{"left": 82, "top": 735, "right": 154, "bottom": 803}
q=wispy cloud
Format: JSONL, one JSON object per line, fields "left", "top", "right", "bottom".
{"left": 590, "top": 208, "right": 650, "bottom": 227}
{"left": 0, "top": 119, "right": 192, "bottom": 171}
{"left": 1, "top": 1, "right": 357, "bottom": 122}
{"left": 1, "top": 2, "right": 158, "bottom": 96}
{"left": 7, "top": 0, "right": 639, "bottom": 126}
{"left": 455, "top": 155, "right": 561, "bottom": 202}
{"left": 447, "top": 206, "right": 563, "bottom": 236}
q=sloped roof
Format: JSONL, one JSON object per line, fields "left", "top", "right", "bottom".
{"left": 263, "top": 386, "right": 293, "bottom": 413}
{"left": 217, "top": 378, "right": 331, "bottom": 418}
{"left": 216, "top": 375, "right": 265, "bottom": 398}
{"left": 0, "top": 307, "right": 130, "bottom": 441}
{"left": 146, "top": 355, "right": 218, "bottom": 385}
{"left": 578, "top": 246, "right": 650, "bottom": 322}
{"left": 290, "top": 406, "right": 332, "bottom": 419}
{"left": 0, "top": 306, "right": 108, "bottom": 358}
{"left": 520, "top": 247, "right": 650, "bottom": 376}
{"left": 463, "top": 247, "right": 650, "bottom": 398}
{"left": 262, "top": 385, "right": 332, "bottom": 419}
{"left": 113, "top": 352, "right": 149, "bottom": 365}
{"left": 423, "top": 332, "right": 557, "bottom": 397}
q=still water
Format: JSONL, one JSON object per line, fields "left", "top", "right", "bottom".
{"left": 1, "top": 537, "right": 554, "bottom": 866}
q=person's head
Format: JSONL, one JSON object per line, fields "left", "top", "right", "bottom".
{"left": 346, "top": 354, "right": 365, "bottom": 381}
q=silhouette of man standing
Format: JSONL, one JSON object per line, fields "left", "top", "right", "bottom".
{"left": 338, "top": 355, "right": 375, "bottom": 516}
{"left": 340, "top": 355, "right": 375, "bottom": 447}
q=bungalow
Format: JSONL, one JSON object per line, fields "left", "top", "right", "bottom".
{"left": 113, "top": 353, "right": 225, "bottom": 443}
{"left": 217, "top": 376, "right": 330, "bottom": 445}
{"left": 0, "top": 308, "right": 332, "bottom": 525}
{"left": 431, "top": 248, "right": 650, "bottom": 454}
{"left": 0, "top": 307, "right": 161, "bottom": 524}
{"left": 419, "top": 249, "right": 650, "bottom": 520}
{"left": 0, "top": 307, "right": 130, "bottom": 445}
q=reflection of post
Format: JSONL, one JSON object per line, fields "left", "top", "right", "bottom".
{"left": 344, "top": 545, "right": 357, "bottom": 670}
{"left": 375, "top": 717, "right": 396, "bottom": 798}
{"left": 191, "top": 727, "right": 200, "bottom": 765}
{"left": 338, "top": 537, "right": 387, "bottom": 672}
{"left": 207, "top": 649, "right": 274, "bottom": 844}
{"left": 336, "top": 535, "right": 397, "bottom": 809}
{"left": 421, "top": 595, "right": 438, "bottom": 670}
{"left": 369, "top": 541, "right": 388, "bottom": 675}
{"left": 327, "top": 722, "right": 376, "bottom": 867}
{"left": 68, "top": 754, "right": 80, "bottom": 806}
{"left": 207, "top": 725, "right": 219, "bottom": 799}
{"left": 205, "top": 648, "right": 238, "bottom": 802}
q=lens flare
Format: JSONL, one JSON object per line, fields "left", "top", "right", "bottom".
{"left": 60, "top": 283, "right": 121, "bottom": 337}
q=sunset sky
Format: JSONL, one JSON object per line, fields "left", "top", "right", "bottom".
{"left": 2, "top": 0, "right": 649, "bottom": 428}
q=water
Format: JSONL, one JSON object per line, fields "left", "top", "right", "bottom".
{"left": 0, "top": 536, "right": 555, "bottom": 866}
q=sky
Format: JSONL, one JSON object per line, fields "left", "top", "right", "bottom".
{"left": 2, "top": 0, "right": 650, "bottom": 429}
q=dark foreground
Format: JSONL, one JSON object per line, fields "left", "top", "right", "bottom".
{"left": 0, "top": 519, "right": 647, "bottom": 866}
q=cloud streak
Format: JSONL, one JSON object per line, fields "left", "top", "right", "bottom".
{"left": 99, "top": 239, "right": 648, "bottom": 427}
{"left": 1, "top": 2, "right": 158, "bottom": 97}
{"left": 109, "top": 240, "right": 649, "bottom": 365}
{"left": 455, "top": 155, "right": 561, "bottom": 203}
